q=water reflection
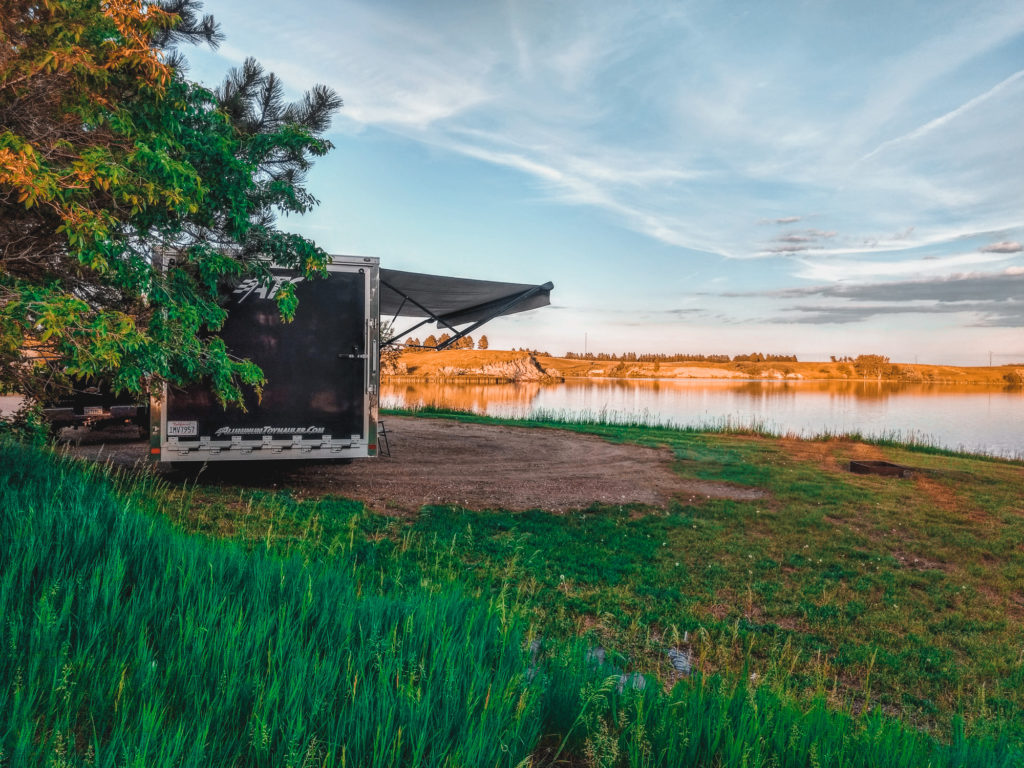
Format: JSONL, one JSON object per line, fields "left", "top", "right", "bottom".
{"left": 384, "top": 380, "right": 543, "bottom": 413}
{"left": 382, "top": 377, "right": 1023, "bottom": 457}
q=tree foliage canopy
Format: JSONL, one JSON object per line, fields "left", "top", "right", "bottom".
{"left": 0, "top": 0, "right": 341, "bottom": 407}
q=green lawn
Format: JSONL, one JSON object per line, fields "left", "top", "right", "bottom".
{"left": 175, "top": 410, "right": 1024, "bottom": 743}
{"left": 3, "top": 413, "right": 1023, "bottom": 766}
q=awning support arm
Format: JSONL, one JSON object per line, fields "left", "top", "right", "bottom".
{"left": 380, "top": 279, "right": 461, "bottom": 344}
{"left": 383, "top": 317, "right": 434, "bottom": 347}
{"left": 390, "top": 295, "right": 409, "bottom": 322}
{"left": 433, "top": 282, "right": 553, "bottom": 351}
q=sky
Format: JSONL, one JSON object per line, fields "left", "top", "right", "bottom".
{"left": 183, "top": 0, "right": 1024, "bottom": 364}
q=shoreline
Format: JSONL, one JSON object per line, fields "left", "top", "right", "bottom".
{"left": 387, "top": 349, "right": 1024, "bottom": 386}
{"left": 384, "top": 373, "right": 1021, "bottom": 385}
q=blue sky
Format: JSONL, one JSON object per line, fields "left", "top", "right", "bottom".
{"left": 185, "top": 0, "right": 1024, "bottom": 364}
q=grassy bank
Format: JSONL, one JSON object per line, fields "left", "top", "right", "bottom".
{"left": 2, "top": 428, "right": 1023, "bottom": 766}
{"left": 183, "top": 410, "right": 1023, "bottom": 742}
{"left": 383, "top": 404, "right": 1024, "bottom": 460}
{"left": 371, "top": 409, "right": 1024, "bottom": 730}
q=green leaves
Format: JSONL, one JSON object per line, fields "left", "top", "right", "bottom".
{"left": 274, "top": 280, "right": 299, "bottom": 323}
{"left": 2, "top": 0, "right": 339, "bottom": 410}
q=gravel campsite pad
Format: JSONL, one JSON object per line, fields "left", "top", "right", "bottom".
{"left": 63, "top": 415, "right": 764, "bottom": 513}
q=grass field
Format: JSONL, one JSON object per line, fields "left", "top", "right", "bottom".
{"left": 3, "top": 412, "right": 1023, "bottom": 766}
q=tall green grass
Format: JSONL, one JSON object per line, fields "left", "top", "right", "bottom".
{"left": 536, "top": 660, "right": 1023, "bottom": 768}
{"left": 1, "top": 439, "right": 1021, "bottom": 766}
{"left": 0, "top": 441, "right": 539, "bottom": 767}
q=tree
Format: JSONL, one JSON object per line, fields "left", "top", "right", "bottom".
{"left": 1, "top": 0, "right": 340, "bottom": 408}
{"left": 378, "top": 320, "right": 401, "bottom": 373}
{"left": 853, "top": 354, "right": 893, "bottom": 377}
{"left": 423, "top": 334, "right": 438, "bottom": 349}
{"left": 477, "top": 335, "right": 489, "bottom": 350}
{"left": 437, "top": 333, "right": 451, "bottom": 348}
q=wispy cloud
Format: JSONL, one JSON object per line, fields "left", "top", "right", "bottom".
{"left": 980, "top": 241, "right": 1023, "bottom": 253}
{"left": 835, "top": 5, "right": 1024, "bottom": 155}
{"left": 770, "top": 302, "right": 1024, "bottom": 326}
{"left": 738, "top": 270, "right": 1024, "bottom": 326}
{"left": 211, "top": 0, "right": 1024, "bottom": 265}
{"left": 860, "top": 69, "right": 1024, "bottom": 162}
{"left": 780, "top": 270, "right": 1024, "bottom": 302}
{"left": 196, "top": 0, "right": 1024, "bottom": 349}
{"left": 791, "top": 250, "right": 1016, "bottom": 282}
{"left": 767, "top": 305, "right": 928, "bottom": 325}
{"left": 763, "top": 229, "right": 838, "bottom": 253}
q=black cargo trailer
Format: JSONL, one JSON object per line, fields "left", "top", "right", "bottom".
{"left": 152, "top": 255, "right": 552, "bottom": 463}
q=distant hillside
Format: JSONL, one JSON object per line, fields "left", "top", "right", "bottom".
{"left": 387, "top": 349, "right": 562, "bottom": 381}
{"left": 389, "top": 348, "right": 1022, "bottom": 384}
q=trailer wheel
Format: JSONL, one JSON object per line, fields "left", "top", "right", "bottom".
{"left": 132, "top": 407, "right": 151, "bottom": 441}
{"left": 169, "top": 461, "right": 203, "bottom": 475}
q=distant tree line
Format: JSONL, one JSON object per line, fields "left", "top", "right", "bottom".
{"left": 731, "top": 353, "right": 799, "bottom": 363}
{"left": 836, "top": 354, "right": 897, "bottom": 376}
{"left": 511, "top": 347, "right": 551, "bottom": 356}
{"left": 563, "top": 351, "right": 798, "bottom": 363}
{"left": 830, "top": 354, "right": 889, "bottom": 364}
{"left": 404, "top": 334, "right": 488, "bottom": 350}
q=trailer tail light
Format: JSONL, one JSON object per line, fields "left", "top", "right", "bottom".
{"left": 150, "top": 447, "right": 160, "bottom": 455}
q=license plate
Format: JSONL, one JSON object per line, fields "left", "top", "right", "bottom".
{"left": 167, "top": 421, "right": 198, "bottom": 437}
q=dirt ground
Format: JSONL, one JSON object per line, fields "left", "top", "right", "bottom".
{"left": 60, "top": 416, "right": 764, "bottom": 513}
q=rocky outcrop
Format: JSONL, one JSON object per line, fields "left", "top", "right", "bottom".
{"left": 479, "top": 354, "right": 561, "bottom": 381}
{"left": 415, "top": 354, "right": 562, "bottom": 382}
{"left": 380, "top": 358, "right": 408, "bottom": 375}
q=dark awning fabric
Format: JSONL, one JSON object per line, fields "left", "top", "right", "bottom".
{"left": 379, "top": 269, "right": 552, "bottom": 326}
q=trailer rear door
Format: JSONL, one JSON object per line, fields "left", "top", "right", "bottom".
{"left": 158, "top": 258, "right": 379, "bottom": 461}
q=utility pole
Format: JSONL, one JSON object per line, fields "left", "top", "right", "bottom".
{"left": 989, "top": 350, "right": 993, "bottom": 367}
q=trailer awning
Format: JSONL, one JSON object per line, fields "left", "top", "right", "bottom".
{"left": 379, "top": 269, "right": 553, "bottom": 349}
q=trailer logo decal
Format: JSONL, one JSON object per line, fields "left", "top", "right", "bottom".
{"left": 233, "top": 276, "right": 304, "bottom": 302}
{"left": 214, "top": 426, "right": 326, "bottom": 436}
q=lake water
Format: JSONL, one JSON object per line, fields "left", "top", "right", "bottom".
{"left": 382, "top": 378, "right": 1024, "bottom": 458}
{"left": 5, "top": 381, "right": 1021, "bottom": 457}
